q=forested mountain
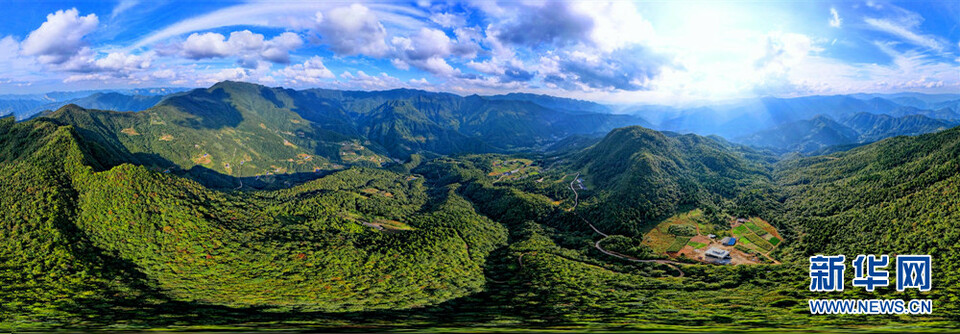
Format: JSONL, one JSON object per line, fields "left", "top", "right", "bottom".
{"left": 30, "top": 81, "right": 651, "bottom": 188}
{"left": 0, "top": 116, "right": 506, "bottom": 320}
{"left": 733, "top": 115, "right": 858, "bottom": 153}
{"left": 301, "top": 84, "right": 648, "bottom": 154}
{"left": 772, "top": 127, "right": 960, "bottom": 313}
{"left": 627, "top": 94, "right": 959, "bottom": 147}
{"left": 0, "top": 99, "right": 46, "bottom": 120}
{"left": 1, "top": 83, "right": 958, "bottom": 331}
{"left": 733, "top": 112, "right": 955, "bottom": 153}
{"left": 571, "top": 126, "right": 773, "bottom": 234}
{"left": 485, "top": 92, "right": 614, "bottom": 114}
{"left": 60, "top": 92, "right": 165, "bottom": 113}
{"left": 645, "top": 95, "right": 899, "bottom": 138}
{"left": 0, "top": 88, "right": 183, "bottom": 120}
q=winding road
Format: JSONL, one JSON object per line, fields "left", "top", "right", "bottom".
{"left": 568, "top": 173, "right": 686, "bottom": 277}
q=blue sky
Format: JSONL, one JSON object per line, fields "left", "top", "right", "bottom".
{"left": 0, "top": 0, "right": 957, "bottom": 104}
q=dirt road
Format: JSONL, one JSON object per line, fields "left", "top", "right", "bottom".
{"left": 568, "top": 173, "right": 686, "bottom": 277}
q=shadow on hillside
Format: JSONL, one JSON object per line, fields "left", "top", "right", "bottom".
{"left": 72, "top": 128, "right": 335, "bottom": 190}
{"left": 162, "top": 87, "right": 243, "bottom": 130}
{"left": 181, "top": 165, "right": 335, "bottom": 190}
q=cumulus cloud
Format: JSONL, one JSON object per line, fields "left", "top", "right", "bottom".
{"left": 181, "top": 30, "right": 303, "bottom": 65}
{"left": 198, "top": 61, "right": 275, "bottom": 85}
{"left": 181, "top": 32, "right": 240, "bottom": 59}
{"left": 57, "top": 48, "right": 153, "bottom": 80}
{"left": 276, "top": 56, "right": 335, "bottom": 84}
{"left": 829, "top": 7, "right": 842, "bottom": 28}
{"left": 754, "top": 32, "right": 818, "bottom": 73}
{"left": 541, "top": 47, "right": 668, "bottom": 91}
{"left": 486, "top": 3, "right": 593, "bottom": 48}
{"left": 21, "top": 8, "right": 99, "bottom": 64}
{"left": 261, "top": 32, "right": 303, "bottom": 63}
{"left": 0, "top": 36, "right": 43, "bottom": 85}
{"left": 316, "top": 4, "right": 390, "bottom": 56}
{"left": 466, "top": 58, "right": 533, "bottom": 83}
{"left": 541, "top": 46, "right": 670, "bottom": 91}
{"left": 749, "top": 32, "right": 821, "bottom": 94}
{"left": 574, "top": 1, "right": 654, "bottom": 52}
{"left": 485, "top": 1, "right": 652, "bottom": 52}
{"left": 338, "top": 70, "right": 404, "bottom": 90}
{"left": 473, "top": 1, "right": 659, "bottom": 89}
{"left": 430, "top": 12, "right": 465, "bottom": 28}
{"left": 391, "top": 27, "right": 480, "bottom": 76}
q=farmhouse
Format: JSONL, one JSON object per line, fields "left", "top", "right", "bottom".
{"left": 721, "top": 236, "right": 737, "bottom": 246}
{"left": 705, "top": 247, "right": 731, "bottom": 264}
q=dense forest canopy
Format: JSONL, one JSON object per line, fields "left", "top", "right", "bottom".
{"left": 0, "top": 82, "right": 958, "bottom": 331}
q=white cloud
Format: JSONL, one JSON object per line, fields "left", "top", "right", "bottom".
{"left": 397, "top": 28, "right": 451, "bottom": 59}
{"left": 0, "top": 36, "right": 43, "bottom": 85}
{"left": 483, "top": 1, "right": 652, "bottom": 52}
{"left": 111, "top": 0, "right": 139, "bottom": 19}
{"left": 261, "top": 32, "right": 303, "bottom": 63}
{"left": 391, "top": 28, "right": 476, "bottom": 76}
{"left": 276, "top": 56, "right": 335, "bottom": 85}
{"left": 181, "top": 30, "right": 302, "bottom": 64}
{"left": 338, "top": 70, "right": 404, "bottom": 90}
{"left": 21, "top": 8, "right": 99, "bottom": 64}
{"left": 573, "top": 1, "right": 654, "bottom": 52}
{"left": 430, "top": 12, "right": 465, "bottom": 28}
{"left": 390, "top": 27, "right": 481, "bottom": 76}
{"left": 58, "top": 48, "right": 153, "bottom": 78}
{"left": 94, "top": 51, "right": 152, "bottom": 71}
{"left": 316, "top": 4, "right": 390, "bottom": 56}
{"left": 182, "top": 32, "right": 237, "bottom": 59}
{"left": 421, "top": 56, "right": 457, "bottom": 76}
{"left": 754, "top": 32, "right": 819, "bottom": 74}
{"left": 829, "top": 8, "right": 842, "bottom": 28}
{"left": 864, "top": 17, "right": 942, "bottom": 50}
{"left": 129, "top": 2, "right": 426, "bottom": 51}
{"left": 199, "top": 61, "right": 274, "bottom": 85}
{"left": 467, "top": 59, "right": 501, "bottom": 74}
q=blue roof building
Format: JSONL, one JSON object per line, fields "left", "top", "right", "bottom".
{"left": 721, "top": 237, "right": 737, "bottom": 246}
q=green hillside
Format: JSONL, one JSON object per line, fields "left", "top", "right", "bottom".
{"left": 772, "top": 127, "right": 960, "bottom": 313}
{"left": 734, "top": 113, "right": 956, "bottom": 153}
{"left": 1, "top": 106, "right": 958, "bottom": 331}
{"left": 0, "top": 116, "right": 506, "bottom": 325}
{"left": 31, "top": 81, "right": 653, "bottom": 188}
{"left": 42, "top": 83, "right": 386, "bottom": 188}
{"left": 572, "top": 126, "right": 773, "bottom": 235}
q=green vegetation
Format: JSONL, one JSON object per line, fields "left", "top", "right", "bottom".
{"left": 665, "top": 237, "right": 692, "bottom": 253}
{"left": 572, "top": 126, "right": 774, "bottom": 236}
{"left": 768, "top": 236, "right": 781, "bottom": 246}
{"left": 667, "top": 224, "right": 697, "bottom": 236}
{"left": 1, "top": 90, "right": 958, "bottom": 332}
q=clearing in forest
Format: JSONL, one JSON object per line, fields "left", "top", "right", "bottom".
{"left": 641, "top": 209, "right": 781, "bottom": 265}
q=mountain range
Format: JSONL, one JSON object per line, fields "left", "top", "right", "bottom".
{"left": 624, "top": 93, "right": 960, "bottom": 151}
{"left": 6, "top": 82, "right": 957, "bottom": 157}
{"left": 35, "top": 81, "right": 650, "bottom": 188}
{"left": 733, "top": 113, "right": 957, "bottom": 153}
{"left": 0, "top": 87, "right": 186, "bottom": 120}
{"left": 0, "top": 81, "right": 958, "bottom": 330}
